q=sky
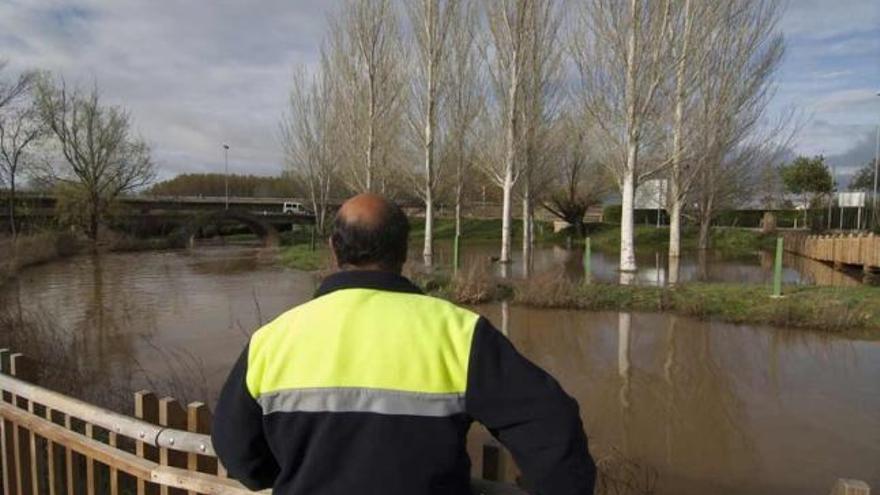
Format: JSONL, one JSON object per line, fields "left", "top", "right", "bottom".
{"left": 0, "top": 0, "right": 878, "bottom": 183}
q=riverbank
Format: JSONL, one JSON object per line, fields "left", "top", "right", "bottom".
{"left": 421, "top": 270, "right": 880, "bottom": 337}
{"left": 0, "top": 231, "right": 180, "bottom": 285}
{"left": 275, "top": 241, "right": 880, "bottom": 336}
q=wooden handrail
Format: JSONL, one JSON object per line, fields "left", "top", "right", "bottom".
{"left": 0, "top": 371, "right": 526, "bottom": 494}
{"left": 0, "top": 372, "right": 216, "bottom": 456}
{"left": 0, "top": 402, "right": 257, "bottom": 494}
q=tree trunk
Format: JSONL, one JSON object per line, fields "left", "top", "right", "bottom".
{"left": 522, "top": 178, "right": 531, "bottom": 260}
{"left": 423, "top": 48, "right": 436, "bottom": 267}
{"left": 501, "top": 172, "right": 514, "bottom": 264}
{"left": 8, "top": 174, "right": 16, "bottom": 238}
{"left": 668, "top": 0, "right": 691, "bottom": 263}
{"left": 454, "top": 180, "right": 463, "bottom": 238}
{"left": 620, "top": 162, "right": 637, "bottom": 273}
{"left": 668, "top": 196, "right": 682, "bottom": 258}
{"left": 366, "top": 82, "right": 376, "bottom": 192}
{"left": 423, "top": 191, "right": 434, "bottom": 267}
{"left": 698, "top": 215, "right": 711, "bottom": 250}
{"left": 500, "top": 30, "right": 519, "bottom": 265}
{"left": 620, "top": 0, "right": 639, "bottom": 274}
{"left": 89, "top": 206, "right": 99, "bottom": 242}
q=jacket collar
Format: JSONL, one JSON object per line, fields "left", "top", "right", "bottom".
{"left": 315, "top": 270, "right": 424, "bottom": 298}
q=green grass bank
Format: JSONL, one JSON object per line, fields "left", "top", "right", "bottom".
{"left": 420, "top": 271, "right": 880, "bottom": 337}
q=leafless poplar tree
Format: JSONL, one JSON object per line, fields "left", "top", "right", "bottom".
{"left": 35, "top": 77, "right": 155, "bottom": 242}
{"left": 688, "top": 0, "right": 785, "bottom": 251}
{"left": 518, "top": 0, "right": 564, "bottom": 266}
{"left": 281, "top": 64, "right": 338, "bottom": 236}
{"left": 443, "top": 0, "right": 483, "bottom": 241}
{"left": 406, "top": 0, "right": 460, "bottom": 266}
{"left": 571, "top": 0, "right": 676, "bottom": 276}
{"left": 485, "top": 0, "right": 533, "bottom": 264}
{"left": 327, "top": 0, "right": 406, "bottom": 193}
{"left": 0, "top": 65, "right": 41, "bottom": 237}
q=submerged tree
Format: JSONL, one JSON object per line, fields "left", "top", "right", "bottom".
{"left": 484, "top": 0, "right": 539, "bottom": 264}
{"left": 571, "top": 0, "right": 677, "bottom": 276}
{"left": 35, "top": 77, "right": 155, "bottom": 241}
{"left": 443, "top": 0, "right": 484, "bottom": 242}
{"left": 543, "top": 115, "right": 610, "bottom": 237}
{"left": 406, "top": 0, "right": 460, "bottom": 266}
{"left": 518, "top": 0, "right": 564, "bottom": 267}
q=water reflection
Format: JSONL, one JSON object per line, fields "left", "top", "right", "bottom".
{"left": 475, "top": 305, "right": 880, "bottom": 495}
{"left": 420, "top": 241, "right": 867, "bottom": 287}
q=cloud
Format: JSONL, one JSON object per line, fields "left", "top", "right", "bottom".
{"left": 828, "top": 130, "right": 878, "bottom": 174}
{"left": 0, "top": 0, "right": 878, "bottom": 180}
{"left": 780, "top": 0, "right": 880, "bottom": 39}
{"left": 0, "top": 0, "right": 334, "bottom": 178}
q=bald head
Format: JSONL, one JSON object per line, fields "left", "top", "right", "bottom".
{"left": 337, "top": 193, "right": 397, "bottom": 229}
{"left": 330, "top": 194, "right": 410, "bottom": 272}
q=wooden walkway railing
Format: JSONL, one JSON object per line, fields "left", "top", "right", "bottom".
{"left": 0, "top": 349, "right": 524, "bottom": 495}
{"left": 782, "top": 232, "right": 880, "bottom": 272}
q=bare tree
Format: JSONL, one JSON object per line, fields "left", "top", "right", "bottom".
{"left": 688, "top": 0, "right": 785, "bottom": 251}
{"left": 0, "top": 66, "right": 41, "bottom": 237}
{"left": 0, "top": 62, "right": 34, "bottom": 111}
{"left": 327, "top": 0, "right": 406, "bottom": 193}
{"left": 406, "top": 0, "right": 460, "bottom": 266}
{"left": 485, "top": 0, "right": 533, "bottom": 264}
{"left": 518, "top": 0, "right": 564, "bottom": 266}
{"left": 542, "top": 114, "right": 611, "bottom": 236}
{"left": 35, "top": 77, "right": 155, "bottom": 242}
{"left": 665, "top": 0, "right": 716, "bottom": 261}
{"left": 281, "top": 64, "right": 338, "bottom": 236}
{"left": 572, "top": 0, "right": 676, "bottom": 276}
{"left": 443, "top": 0, "right": 483, "bottom": 241}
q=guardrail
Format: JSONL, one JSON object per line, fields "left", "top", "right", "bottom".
{"left": 0, "top": 349, "right": 525, "bottom": 495}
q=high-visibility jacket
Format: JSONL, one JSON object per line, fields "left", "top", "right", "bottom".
{"left": 213, "top": 270, "right": 595, "bottom": 495}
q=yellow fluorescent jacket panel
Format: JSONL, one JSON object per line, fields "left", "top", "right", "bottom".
{"left": 246, "top": 289, "right": 479, "bottom": 397}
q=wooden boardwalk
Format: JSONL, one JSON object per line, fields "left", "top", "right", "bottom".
{"left": 782, "top": 232, "right": 880, "bottom": 272}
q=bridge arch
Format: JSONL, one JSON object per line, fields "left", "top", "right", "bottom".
{"left": 182, "top": 209, "right": 281, "bottom": 247}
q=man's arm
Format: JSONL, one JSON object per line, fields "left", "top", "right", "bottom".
{"left": 212, "top": 345, "right": 280, "bottom": 490}
{"left": 465, "top": 318, "right": 596, "bottom": 494}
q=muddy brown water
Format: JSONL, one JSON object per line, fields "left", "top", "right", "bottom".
{"left": 0, "top": 246, "right": 877, "bottom": 494}
{"left": 423, "top": 240, "right": 869, "bottom": 286}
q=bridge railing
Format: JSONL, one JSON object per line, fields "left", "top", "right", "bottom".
{"left": 0, "top": 349, "right": 524, "bottom": 495}
{"left": 782, "top": 232, "right": 880, "bottom": 271}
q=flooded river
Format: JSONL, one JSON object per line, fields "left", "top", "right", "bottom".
{"left": 0, "top": 246, "right": 877, "bottom": 494}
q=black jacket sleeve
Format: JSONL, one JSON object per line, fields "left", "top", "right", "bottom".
{"left": 465, "top": 317, "right": 596, "bottom": 495}
{"left": 212, "top": 344, "right": 280, "bottom": 490}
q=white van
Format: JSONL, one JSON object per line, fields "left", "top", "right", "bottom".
{"left": 282, "top": 201, "right": 310, "bottom": 215}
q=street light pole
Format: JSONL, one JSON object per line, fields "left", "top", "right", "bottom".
{"left": 873, "top": 121, "right": 879, "bottom": 230}
{"left": 872, "top": 92, "right": 880, "bottom": 230}
{"left": 223, "top": 144, "right": 230, "bottom": 210}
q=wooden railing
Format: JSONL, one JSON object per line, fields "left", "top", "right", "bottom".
{"left": 0, "top": 349, "right": 524, "bottom": 495}
{"left": 782, "top": 232, "right": 880, "bottom": 271}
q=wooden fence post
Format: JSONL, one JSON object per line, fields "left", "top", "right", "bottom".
{"left": 0, "top": 348, "right": 16, "bottom": 495}
{"left": 158, "top": 398, "right": 187, "bottom": 495}
{"left": 185, "top": 402, "right": 217, "bottom": 494}
{"left": 134, "top": 391, "right": 159, "bottom": 495}
{"left": 11, "top": 353, "right": 36, "bottom": 495}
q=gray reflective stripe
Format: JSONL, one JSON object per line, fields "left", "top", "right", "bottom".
{"left": 257, "top": 387, "right": 465, "bottom": 417}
